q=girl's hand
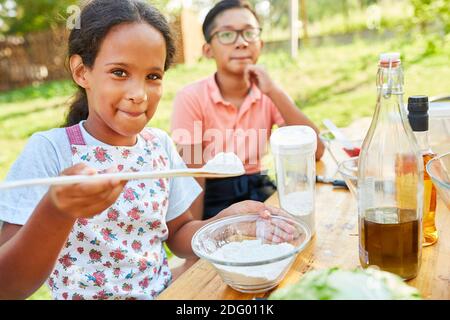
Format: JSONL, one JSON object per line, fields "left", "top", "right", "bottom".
{"left": 48, "top": 163, "right": 127, "bottom": 221}
{"left": 244, "top": 64, "right": 279, "bottom": 96}
{"left": 215, "top": 200, "right": 302, "bottom": 243}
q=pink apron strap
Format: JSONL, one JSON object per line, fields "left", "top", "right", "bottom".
{"left": 65, "top": 124, "right": 87, "bottom": 146}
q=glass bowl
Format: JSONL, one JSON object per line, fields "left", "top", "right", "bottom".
{"left": 338, "top": 156, "right": 359, "bottom": 199}
{"left": 426, "top": 151, "right": 450, "bottom": 209}
{"left": 191, "top": 213, "right": 311, "bottom": 293}
{"left": 319, "top": 131, "right": 363, "bottom": 161}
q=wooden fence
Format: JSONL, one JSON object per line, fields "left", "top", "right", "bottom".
{"left": 0, "top": 9, "right": 204, "bottom": 92}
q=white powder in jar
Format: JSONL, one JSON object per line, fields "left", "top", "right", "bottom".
{"left": 209, "top": 239, "right": 296, "bottom": 286}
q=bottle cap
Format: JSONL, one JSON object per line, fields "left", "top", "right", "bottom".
{"left": 379, "top": 52, "right": 401, "bottom": 63}
{"left": 407, "top": 96, "right": 429, "bottom": 132}
{"left": 270, "top": 126, "right": 317, "bottom": 155}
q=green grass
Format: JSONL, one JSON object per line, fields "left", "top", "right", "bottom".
{"left": 1, "top": 34, "right": 449, "bottom": 300}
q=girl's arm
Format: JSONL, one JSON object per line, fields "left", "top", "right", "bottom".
{"left": 0, "top": 196, "right": 76, "bottom": 299}
{"left": 0, "top": 164, "right": 127, "bottom": 299}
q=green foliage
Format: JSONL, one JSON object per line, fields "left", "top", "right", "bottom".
{"left": 409, "top": 0, "right": 450, "bottom": 35}
{"left": 0, "top": 0, "right": 78, "bottom": 34}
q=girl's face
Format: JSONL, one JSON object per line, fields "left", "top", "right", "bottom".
{"left": 204, "top": 8, "right": 262, "bottom": 76}
{"left": 80, "top": 22, "right": 166, "bottom": 145}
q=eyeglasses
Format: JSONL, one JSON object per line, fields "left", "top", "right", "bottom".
{"left": 209, "top": 28, "right": 262, "bottom": 45}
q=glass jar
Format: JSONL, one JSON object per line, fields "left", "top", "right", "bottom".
{"left": 270, "top": 126, "right": 317, "bottom": 235}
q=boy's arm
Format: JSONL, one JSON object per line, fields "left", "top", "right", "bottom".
{"left": 245, "top": 65, "right": 325, "bottom": 160}
{"left": 268, "top": 87, "right": 325, "bottom": 160}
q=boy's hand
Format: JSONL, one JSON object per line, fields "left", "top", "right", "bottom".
{"left": 244, "top": 64, "right": 279, "bottom": 96}
{"left": 48, "top": 163, "right": 127, "bottom": 221}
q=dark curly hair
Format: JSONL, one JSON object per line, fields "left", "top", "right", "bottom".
{"left": 65, "top": 0, "right": 176, "bottom": 127}
{"left": 202, "top": 0, "right": 260, "bottom": 43}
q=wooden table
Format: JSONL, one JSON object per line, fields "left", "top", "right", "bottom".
{"left": 158, "top": 120, "right": 450, "bottom": 300}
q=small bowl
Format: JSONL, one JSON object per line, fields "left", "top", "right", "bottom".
{"left": 191, "top": 214, "right": 311, "bottom": 293}
{"left": 319, "top": 131, "right": 363, "bottom": 159}
{"left": 426, "top": 151, "right": 450, "bottom": 209}
{"left": 338, "top": 156, "right": 359, "bottom": 199}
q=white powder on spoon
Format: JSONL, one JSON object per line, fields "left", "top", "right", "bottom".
{"left": 209, "top": 239, "right": 296, "bottom": 286}
{"left": 203, "top": 152, "right": 245, "bottom": 174}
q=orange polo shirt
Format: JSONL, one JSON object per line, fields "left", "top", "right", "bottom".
{"left": 170, "top": 75, "right": 285, "bottom": 174}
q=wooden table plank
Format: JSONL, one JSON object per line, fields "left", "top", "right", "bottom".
{"left": 158, "top": 121, "right": 449, "bottom": 300}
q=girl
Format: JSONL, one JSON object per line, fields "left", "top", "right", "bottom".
{"left": 0, "top": 0, "right": 292, "bottom": 300}
{"left": 171, "top": 0, "right": 325, "bottom": 220}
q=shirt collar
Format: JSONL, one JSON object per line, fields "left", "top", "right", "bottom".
{"left": 207, "top": 74, "right": 262, "bottom": 107}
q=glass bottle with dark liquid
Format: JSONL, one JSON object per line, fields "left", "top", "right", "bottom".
{"left": 407, "top": 96, "right": 438, "bottom": 246}
{"left": 358, "top": 53, "right": 424, "bottom": 280}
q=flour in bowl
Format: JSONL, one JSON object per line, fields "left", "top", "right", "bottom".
{"left": 209, "top": 239, "right": 296, "bottom": 286}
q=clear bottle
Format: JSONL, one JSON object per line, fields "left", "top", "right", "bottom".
{"left": 357, "top": 53, "right": 424, "bottom": 280}
{"left": 407, "top": 96, "right": 438, "bottom": 246}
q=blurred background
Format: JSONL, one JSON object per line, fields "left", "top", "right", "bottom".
{"left": 0, "top": 0, "right": 449, "bottom": 299}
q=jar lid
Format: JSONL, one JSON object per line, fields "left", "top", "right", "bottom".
{"left": 270, "top": 126, "right": 317, "bottom": 155}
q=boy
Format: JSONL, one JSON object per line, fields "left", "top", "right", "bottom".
{"left": 171, "top": 0, "right": 324, "bottom": 221}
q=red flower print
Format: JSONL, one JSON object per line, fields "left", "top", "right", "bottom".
{"left": 139, "top": 277, "right": 150, "bottom": 289}
{"left": 89, "top": 249, "right": 102, "bottom": 262}
{"left": 62, "top": 292, "right": 69, "bottom": 300}
{"left": 149, "top": 235, "right": 159, "bottom": 246}
{"left": 110, "top": 248, "right": 127, "bottom": 262}
{"left": 123, "top": 187, "right": 138, "bottom": 202}
{"left": 151, "top": 201, "right": 159, "bottom": 212}
{"left": 93, "top": 290, "right": 113, "bottom": 300}
{"left": 117, "top": 164, "right": 124, "bottom": 171}
{"left": 147, "top": 220, "right": 161, "bottom": 231}
{"left": 122, "top": 240, "right": 128, "bottom": 246}
{"left": 62, "top": 276, "right": 70, "bottom": 286}
{"left": 87, "top": 271, "right": 106, "bottom": 287}
{"left": 138, "top": 258, "right": 149, "bottom": 272}
{"left": 100, "top": 228, "right": 117, "bottom": 242}
{"left": 117, "top": 222, "right": 125, "bottom": 228}
{"left": 138, "top": 182, "right": 146, "bottom": 189}
{"left": 78, "top": 218, "right": 88, "bottom": 226}
{"left": 131, "top": 240, "right": 142, "bottom": 252}
{"left": 72, "top": 293, "right": 84, "bottom": 300}
{"left": 107, "top": 208, "right": 119, "bottom": 222}
{"left": 76, "top": 232, "right": 86, "bottom": 242}
{"left": 122, "top": 283, "right": 133, "bottom": 292}
{"left": 77, "top": 247, "right": 84, "bottom": 254}
{"left": 127, "top": 207, "right": 143, "bottom": 221}
{"left": 103, "top": 261, "right": 112, "bottom": 268}
{"left": 113, "top": 268, "right": 122, "bottom": 278}
{"left": 162, "top": 198, "right": 168, "bottom": 208}
{"left": 158, "top": 178, "right": 166, "bottom": 190}
{"left": 94, "top": 147, "right": 112, "bottom": 163}
{"left": 58, "top": 253, "right": 76, "bottom": 270}
{"left": 121, "top": 149, "right": 131, "bottom": 159}
{"left": 53, "top": 270, "right": 59, "bottom": 276}
{"left": 125, "top": 225, "right": 134, "bottom": 235}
